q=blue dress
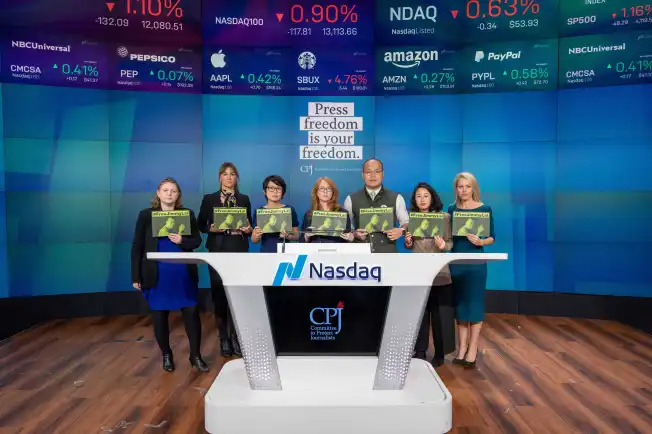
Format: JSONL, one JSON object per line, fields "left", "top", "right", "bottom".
{"left": 252, "top": 205, "right": 300, "bottom": 253}
{"left": 447, "top": 204, "right": 495, "bottom": 323}
{"left": 142, "top": 238, "right": 198, "bottom": 311}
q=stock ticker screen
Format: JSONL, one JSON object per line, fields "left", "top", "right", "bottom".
{"left": 202, "top": 0, "right": 374, "bottom": 47}
{"left": 0, "top": 0, "right": 651, "bottom": 95}
{"left": 0, "top": 0, "right": 202, "bottom": 45}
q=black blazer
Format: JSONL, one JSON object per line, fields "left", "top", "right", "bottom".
{"left": 197, "top": 191, "right": 252, "bottom": 252}
{"left": 130, "top": 207, "right": 202, "bottom": 289}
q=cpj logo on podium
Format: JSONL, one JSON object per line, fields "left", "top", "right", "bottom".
{"left": 310, "top": 301, "right": 344, "bottom": 341}
{"left": 272, "top": 254, "right": 382, "bottom": 286}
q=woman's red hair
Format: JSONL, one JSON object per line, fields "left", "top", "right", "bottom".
{"left": 309, "top": 177, "right": 341, "bottom": 213}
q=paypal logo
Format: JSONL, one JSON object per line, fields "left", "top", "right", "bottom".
{"left": 272, "top": 255, "right": 382, "bottom": 286}
{"left": 273, "top": 254, "right": 308, "bottom": 286}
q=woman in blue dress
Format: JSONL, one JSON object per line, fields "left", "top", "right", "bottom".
{"left": 447, "top": 172, "right": 495, "bottom": 369}
{"left": 251, "top": 175, "right": 299, "bottom": 353}
{"left": 251, "top": 175, "right": 300, "bottom": 252}
{"left": 131, "top": 177, "right": 209, "bottom": 373}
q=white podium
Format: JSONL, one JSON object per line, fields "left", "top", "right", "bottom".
{"left": 148, "top": 251, "right": 508, "bottom": 434}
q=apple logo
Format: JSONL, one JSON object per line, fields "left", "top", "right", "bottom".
{"left": 211, "top": 49, "right": 226, "bottom": 68}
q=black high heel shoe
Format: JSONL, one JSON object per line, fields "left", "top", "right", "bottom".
{"left": 190, "top": 355, "right": 209, "bottom": 372}
{"left": 453, "top": 349, "right": 467, "bottom": 365}
{"left": 220, "top": 338, "right": 233, "bottom": 357}
{"left": 231, "top": 334, "right": 242, "bottom": 357}
{"left": 162, "top": 353, "right": 175, "bottom": 372}
{"left": 462, "top": 355, "right": 477, "bottom": 369}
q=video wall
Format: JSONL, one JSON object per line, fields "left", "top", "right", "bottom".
{"left": 0, "top": 0, "right": 651, "bottom": 298}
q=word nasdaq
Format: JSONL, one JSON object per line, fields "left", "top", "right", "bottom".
{"left": 311, "top": 262, "right": 382, "bottom": 282}
{"left": 273, "top": 255, "right": 382, "bottom": 286}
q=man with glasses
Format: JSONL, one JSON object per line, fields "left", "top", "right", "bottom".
{"left": 343, "top": 158, "right": 409, "bottom": 253}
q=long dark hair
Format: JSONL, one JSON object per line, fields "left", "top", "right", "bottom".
{"left": 219, "top": 161, "right": 240, "bottom": 194}
{"left": 409, "top": 182, "right": 443, "bottom": 212}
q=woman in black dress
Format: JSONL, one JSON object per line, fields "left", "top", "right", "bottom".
{"left": 198, "top": 162, "right": 252, "bottom": 357}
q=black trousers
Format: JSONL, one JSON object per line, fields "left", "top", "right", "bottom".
{"left": 209, "top": 267, "right": 234, "bottom": 340}
{"left": 415, "top": 283, "right": 456, "bottom": 358}
{"left": 151, "top": 306, "right": 202, "bottom": 357}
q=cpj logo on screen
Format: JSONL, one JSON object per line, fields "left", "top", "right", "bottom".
{"left": 272, "top": 255, "right": 381, "bottom": 286}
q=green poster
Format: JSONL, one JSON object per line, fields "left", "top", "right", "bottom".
{"left": 152, "top": 210, "right": 191, "bottom": 238}
{"left": 408, "top": 212, "right": 447, "bottom": 238}
{"left": 257, "top": 208, "right": 292, "bottom": 234}
{"left": 359, "top": 207, "right": 393, "bottom": 233}
{"left": 310, "top": 210, "right": 347, "bottom": 235}
{"left": 213, "top": 207, "right": 247, "bottom": 230}
{"left": 452, "top": 211, "right": 490, "bottom": 237}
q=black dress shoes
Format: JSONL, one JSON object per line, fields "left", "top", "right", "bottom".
{"left": 190, "top": 355, "right": 210, "bottom": 372}
{"left": 431, "top": 357, "right": 444, "bottom": 367}
{"left": 231, "top": 334, "right": 242, "bottom": 357}
{"left": 220, "top": 338, "right": 233, "bottom": 357}
{"left": 162, "top": 353, "right": 175, "bottom": 372}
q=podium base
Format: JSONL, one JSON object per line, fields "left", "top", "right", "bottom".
{"left": 205, "top": 356, "right": 452, "bottom": 434}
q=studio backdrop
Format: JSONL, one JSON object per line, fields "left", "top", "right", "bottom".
{"left": 0, "top": 0, "right": 650, "bottom": 300}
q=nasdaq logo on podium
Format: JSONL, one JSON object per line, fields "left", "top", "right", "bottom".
{"left": 273, "top": 254, "right": 308, "bottom": 286}
{"left": 272, "top": 255, "right": 382, "bottom": 286}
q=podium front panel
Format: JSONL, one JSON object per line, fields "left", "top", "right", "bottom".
{"left": 147, "top": 252, "right": 509, "bottom": 390}
{"left": 265, "top": 285, "right": 391, "bottom": 355}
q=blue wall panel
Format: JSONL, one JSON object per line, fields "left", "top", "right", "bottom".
{"left": 0, "top": 81, "right": 651, "bottom": 297}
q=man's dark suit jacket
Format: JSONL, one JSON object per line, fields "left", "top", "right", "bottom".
{"left": 197, "top": 191, "right": 252, "bottom": 253}
{"left": 130, "top": 207, "right": 202, "bottom": 289}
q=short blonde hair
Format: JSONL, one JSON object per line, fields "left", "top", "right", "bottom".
{"left": 453, "top": 172, "right": 481, "bottom": 205}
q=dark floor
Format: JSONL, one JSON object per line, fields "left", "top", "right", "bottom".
{"left": 0, "top": 313, "right": 651, "bottom": 433}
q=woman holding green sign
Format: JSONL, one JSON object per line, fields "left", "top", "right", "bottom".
{"left": 251, "top": 175, "right": 300, "bottom": 252}
{"left": 302, "top": 177, "right": 354, "bottom": 243}
{"left": 198, "top": 162, "right": 252, "bottom": 358}
{"left": 403, "top": 182, "right": 455, "bottom": 367}
{"left": 131, "top": 177, "right": 208, "bottom": 373}
{"left": 448, "top": 172, "right": 495, "bottom": 369}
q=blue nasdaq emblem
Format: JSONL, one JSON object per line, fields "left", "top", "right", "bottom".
{"left": 272, "top": 254, "right": 307, "bottom": 286}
